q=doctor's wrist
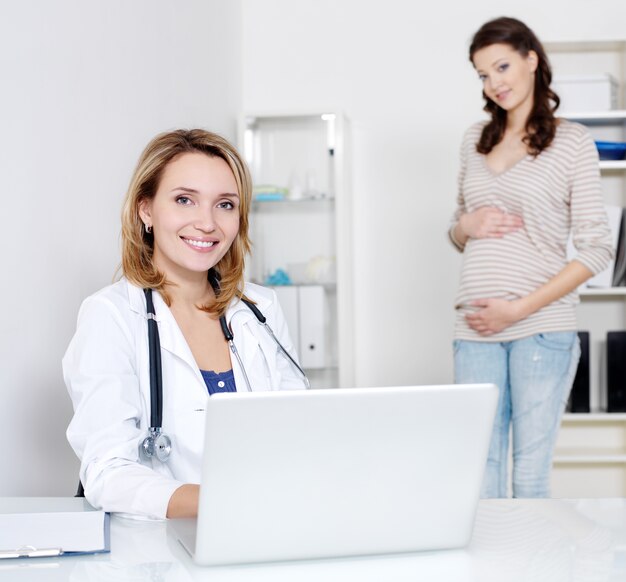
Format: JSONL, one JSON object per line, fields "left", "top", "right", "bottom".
{"left": 166, "top": 484, "right": 199, "bottom": 519}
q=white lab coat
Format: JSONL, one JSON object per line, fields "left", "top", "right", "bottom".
{"left": 64, "top": 278, "right": 305, "bottom": 519}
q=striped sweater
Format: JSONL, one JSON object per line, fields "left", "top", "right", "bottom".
{"left": 450, "top": 119, "right": 613, "bottom": 342}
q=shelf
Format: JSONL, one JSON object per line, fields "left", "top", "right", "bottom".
{"left": 555, "top": 416, "right": 626, "bottom": 466}
{"left": 559, "top": 110, "right": 626, "bottom": 124}
{"left": 560, "top": 110, "right": 626, "bottom": 121}
{"left": 599, "top": 160, "right": 626, "bottom": 170}
{"left": 579, "top": 287, "right": 626, "bottom": 297}
{"left": 251, "top": 198, "right": 335, "bottom": 213}
{"left": 545, "top": 40, "right": 626, "bottom": 53}
{"left": 267, "top": 282, "right": 337, "bottom": 292}
{"left": 553, "top": 451, "right": 626, "bottom": 464}
{"left": 245, "top": 111, "right": 339, "bottom": 124}
{"left": 563, "top": 413, "right": 626, "bottom": 422}
{"left": 555, "top": 415, "right": 626, "bottom": 468}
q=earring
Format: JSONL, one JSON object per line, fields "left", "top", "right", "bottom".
{"left": 145, "top": 224, "right": 152, "bottom": 234}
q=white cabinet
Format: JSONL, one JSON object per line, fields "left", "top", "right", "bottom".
{"left": 239, "top": 112, "right": 354, "bottom": 389}
{"left": 553, "top": 414, "right": 626, "bottom": 497}
{"left": 545, "top": 40, "right": 626, "bottom": 496}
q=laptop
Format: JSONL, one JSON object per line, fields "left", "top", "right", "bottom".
{"left": 171, "top": 383, "right": 497, "bottom": 566}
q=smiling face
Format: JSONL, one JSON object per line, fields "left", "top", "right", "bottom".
{"left": 138, "top": 152, "right": 241, "bottom": 284}
{"left": 472, "top": 43, "right": 538, "bottom": 118}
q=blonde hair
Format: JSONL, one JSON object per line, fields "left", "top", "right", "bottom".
{"left": 121, "top": 129, "right": 252, "bottom": 316}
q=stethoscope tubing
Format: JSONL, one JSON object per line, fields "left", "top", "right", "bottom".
{"left": 144, "top": 289, "right": 163, "bottom": 429}
{"left": 262, "top": 323, "right": 311, "bottom": 389}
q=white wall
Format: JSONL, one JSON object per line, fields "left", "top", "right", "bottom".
{"left": 0, "top": 0, "right": 242, "bottom": 495}
{"left": 3, "top": 0, "right": 626, "bottom": 497}
{"left": 241, "top": 0, "right": 626, "bottom": 388}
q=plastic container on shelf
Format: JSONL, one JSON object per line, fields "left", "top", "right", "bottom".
{"left": 253, "top": 185, "right": 288, "bottom": 201}
{"left": 595, "top": 141, "right": 626, "bottom": 161}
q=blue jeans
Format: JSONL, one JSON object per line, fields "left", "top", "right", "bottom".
{"left": 454, "top": 332, "right": 580, "bottom": 498}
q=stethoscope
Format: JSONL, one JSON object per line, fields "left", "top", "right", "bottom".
{"left": 140, "top": 284, "right": 310, "bottom": 462}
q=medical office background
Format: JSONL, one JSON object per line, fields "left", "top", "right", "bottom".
{"left": 1, "top": 0, "right": 625, "bottom": 497}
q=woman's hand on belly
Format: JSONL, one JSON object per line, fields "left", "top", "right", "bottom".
{"left": 464, "top": 297, "right": 525, "bottom": 336}
{"left": 459, "top": 207, "right": 524, "bottom": 240}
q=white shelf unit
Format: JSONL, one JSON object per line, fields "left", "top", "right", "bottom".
{"left": 239, "top": 112, "right": 354, "bottom": 389}
{"left": 546, "top": 40, "right": 626, "bottom": 497}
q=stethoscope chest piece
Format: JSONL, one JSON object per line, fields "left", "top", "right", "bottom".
{"left": 141, "top": 427, "right": 172, "bottom": 462}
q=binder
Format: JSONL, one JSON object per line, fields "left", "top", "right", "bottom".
{"left": 613, "top": 209, "right": 626, "bottom": 286}
{"left": 0, "top": 510, "right": 110, "bottom": 559}
{"left": 568, "top": 331, "right": 590, "bottom": 413}
{"left": 299, "top": 285, "right": 327, "bottom": 369}
{"left": 272, "top": 286, "right": 300, "bottom": 355}
{"left": 607, "top": 331, "right": 626, "bottom": 412}
{"left": 272, "top": 284, "right": 328, "bottom": 369}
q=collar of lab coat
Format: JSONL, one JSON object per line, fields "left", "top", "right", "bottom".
{"left": 124, "top": 279, "right": 270, "bottom": 388}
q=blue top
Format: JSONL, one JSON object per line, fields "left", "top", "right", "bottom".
{"left": 200, "top": 368, "right": 237, "bottom": 395}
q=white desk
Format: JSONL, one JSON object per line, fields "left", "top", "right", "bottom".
{"left": 0, "top": 497, "right": 625, "bottom": 581}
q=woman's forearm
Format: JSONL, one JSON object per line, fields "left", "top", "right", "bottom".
{"left": 450, "top": 222, "right": 469, "bottom": 249}
{"left": 466, "top": 260, "right": 595, "bottom": 336}
{"left": 516, "top": 260, "right": 594, "bottom": 319}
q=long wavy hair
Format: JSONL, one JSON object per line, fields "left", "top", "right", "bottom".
{"left": 120, "top": 129, "right": 253, "bottom": 316}
{"left": 469, "top": 17, "right": 560, "bottom": 156}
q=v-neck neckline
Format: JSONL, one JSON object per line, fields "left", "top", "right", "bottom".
{"left": 481, "top": 152, "right": 532, "bottom": 178}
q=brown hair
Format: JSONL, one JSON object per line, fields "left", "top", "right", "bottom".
{"left": 469, "top": 17, "right": 560, "bottom": 156}
{"left": 120, "top": 129, "right": 252, "bottom": 316}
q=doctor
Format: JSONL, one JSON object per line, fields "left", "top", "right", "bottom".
{"left": 64, "top": 129, "right": 305, "bottom": 520}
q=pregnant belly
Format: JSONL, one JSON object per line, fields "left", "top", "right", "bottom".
{"left": 458, "top": 235, "right": 558, "bottom": 300}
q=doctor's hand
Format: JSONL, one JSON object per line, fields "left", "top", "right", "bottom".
{"left": 166, "top": 484, "right": 199, "bottom": 518}
{"left": 459, "top": 207, "right": 524, "bottom": 240}
{"left": 465, "top": 298, "right": 526, "bottom": 336}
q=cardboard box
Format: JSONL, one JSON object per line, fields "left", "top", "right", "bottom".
{"left": 553, "top": 74, "right": 618, "bottom": 112}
